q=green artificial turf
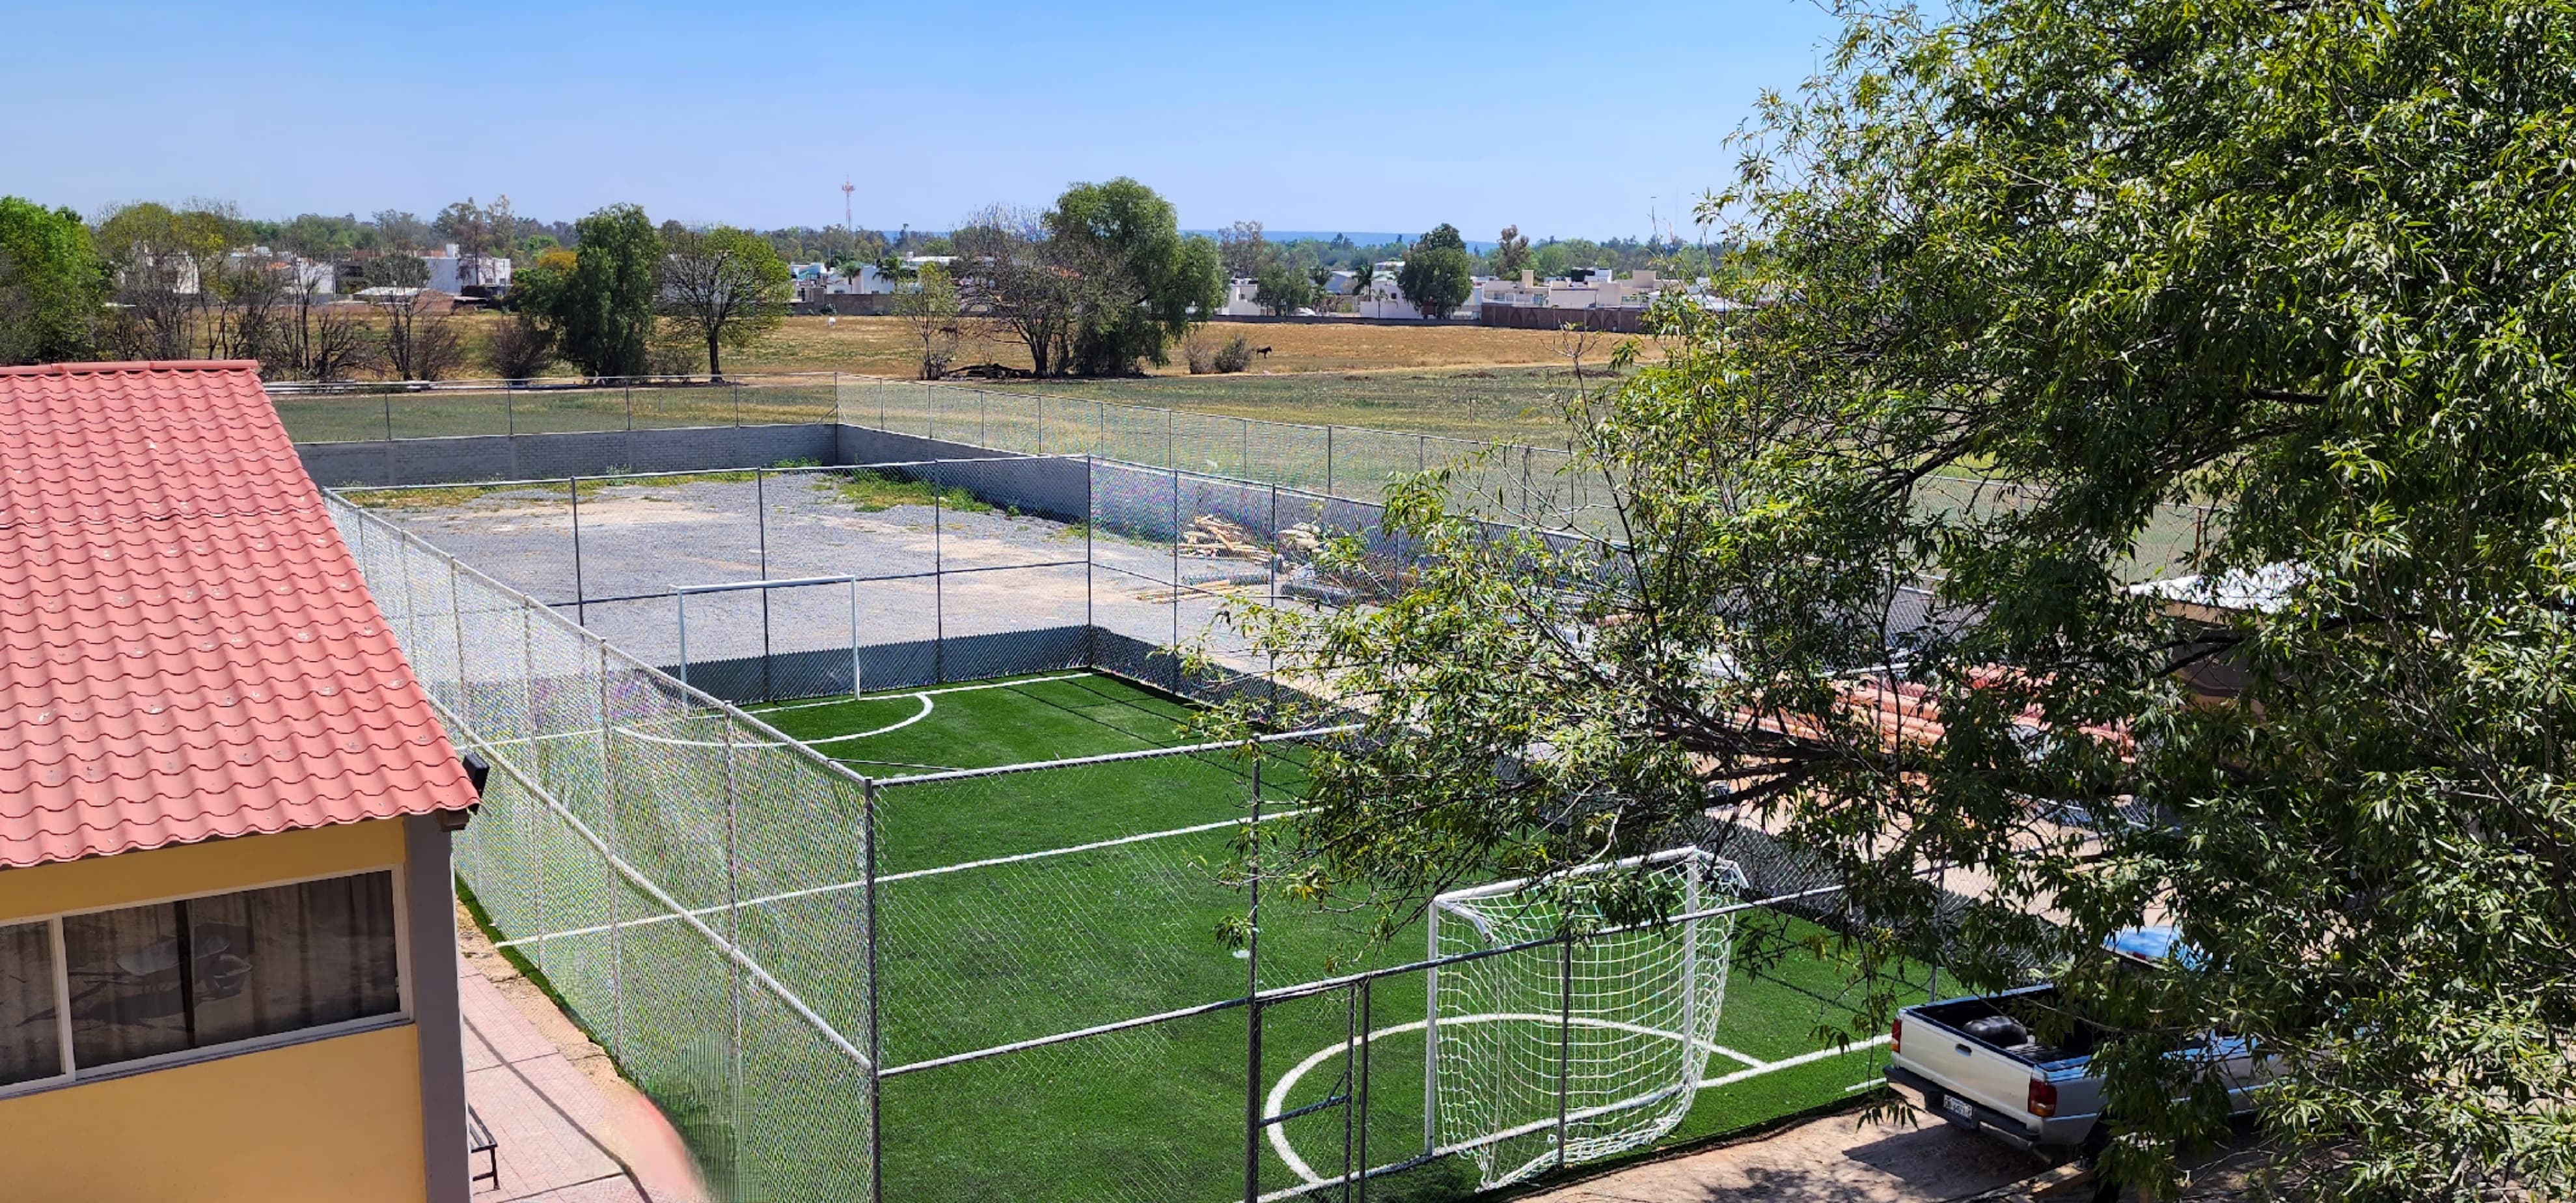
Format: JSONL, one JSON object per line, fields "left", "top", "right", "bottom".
{"left": 597, "top": 671, "right": 1915, "bottom": 1203}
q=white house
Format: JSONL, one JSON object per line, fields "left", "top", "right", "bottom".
{"left": 420, "top": 244, "right": 510, "bottom": 294}
{"left": 1354, "top": 260, "right": 1487, "bottom": 321}
{"left": 1217, "top": 277, "right": 1267, "bottom": 317}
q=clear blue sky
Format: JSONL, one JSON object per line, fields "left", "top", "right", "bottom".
{"left": 2, "top": 1, "right": 1841, "bottom": 242}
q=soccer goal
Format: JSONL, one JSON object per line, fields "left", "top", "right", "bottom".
{"left": 1427, "top": 848, "right": 1748, "bottom": 1189}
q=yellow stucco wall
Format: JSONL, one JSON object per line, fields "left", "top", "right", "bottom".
{"left": 0, "top": 820, "right": 407, "bottom": 924}
{"left": 0, "top": 1023, "right": 427, "bottom": 1203}
{"left": 0, "top": 820, "right": 428, "bottom": 1202}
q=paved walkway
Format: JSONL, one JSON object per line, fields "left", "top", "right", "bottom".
{"left": 1516, "top": 1111, "right": 2040, "bottom": 1203}
{"left": 459, "top": 914, "right": 709, "bottom": 1203}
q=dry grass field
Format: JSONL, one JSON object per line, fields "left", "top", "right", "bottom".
{"left": 396, "top": 312, "right": 1654, "bottom": 445}
{"left": 727, "top": 314, "right": 1656, "bottom": 376}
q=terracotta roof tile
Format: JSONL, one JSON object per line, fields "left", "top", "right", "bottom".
{"left": 0, "top": 361, "right": 474, "bottom": 869}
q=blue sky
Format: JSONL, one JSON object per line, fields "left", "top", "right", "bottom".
{"left": 3, "top": 1, "right": 1841, "bottom": 241}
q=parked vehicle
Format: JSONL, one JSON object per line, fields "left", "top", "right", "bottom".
{"left": 1884, "top": 929, "right": 2267, "bottom": 1160}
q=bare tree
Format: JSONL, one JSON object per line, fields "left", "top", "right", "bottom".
{"left": 483, "top": 316, "right": 555, "bottom": 383}
{"left": 370, "top": 255, "right": 463, "bottom": 381}
{"left": 894, "top": 261, "right": 965, "bottom": 379}
{"left": 273, "top": 269, "right": 375, "bottom": 381}
{"left": 952, "top": 206, "right": 1080, "bottom": 376}
{"left": 1218, "top": 219, "right": 1267, "bottom": 279}
{"left": 205, "top": 255, "right": 288, "bottom": 364}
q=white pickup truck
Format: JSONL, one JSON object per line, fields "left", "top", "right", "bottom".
{"left": 1883, "top": 929, "right": 2266, "bottom": 1161}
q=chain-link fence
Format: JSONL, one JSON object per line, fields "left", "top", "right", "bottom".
{"left": 337, "top": 452, "right": 1476, "bottom": 712}
{"left": 272, "top": 373, "right": 843, "bottom": 443}
{"left": 853, "top": 378, "right": 1615, "bottom": 532}
{"left": 329, "top": 465, "right": 1954, "bottom": 1203}
{"left": 329, "top": 493, "right": 877, "bottom": 1203}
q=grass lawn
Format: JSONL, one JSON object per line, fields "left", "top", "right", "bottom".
{"left": 597, "top": 671, "right": 1911, "bottom": 1203}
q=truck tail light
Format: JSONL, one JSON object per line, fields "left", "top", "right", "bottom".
{"left": 2027, "top": 1079, "right": 2059, "bottom": 1118}
{"left": 1891, "top": 1017, "right": 1902, "bottom": 1054}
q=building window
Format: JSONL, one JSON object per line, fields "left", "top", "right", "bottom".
{"left": 3, "top": 870, "right": 403, "bottom": 1085}
{"left": 0, "top": 920, "right": 61, "bottom": 1087}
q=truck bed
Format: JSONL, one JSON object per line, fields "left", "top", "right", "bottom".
{"left": 1912, "top": 988, "right": 2105, "bottom": 1066}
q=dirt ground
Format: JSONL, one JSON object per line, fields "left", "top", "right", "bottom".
{"left": 1514, "top": 1108, "right": 2040, "bottom": 1203}
{"left": 732, "top": 314, "right": 1649, "bottom": 376}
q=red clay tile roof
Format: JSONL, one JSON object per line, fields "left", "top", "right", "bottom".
{"left": 0, "top": 361, "right": 475, "bottom": 870}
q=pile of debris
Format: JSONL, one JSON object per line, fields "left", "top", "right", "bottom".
{"left": 1177, "top": 516, "right": 1326, "bottom": 561}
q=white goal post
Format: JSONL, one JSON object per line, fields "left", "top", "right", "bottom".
{"left": 1425, "top": 847, "right": 1749, "bottom": 1189}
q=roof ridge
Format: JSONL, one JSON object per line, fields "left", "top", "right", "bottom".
{"left": 0, "top": 359, "right": 265, "bottom": 378}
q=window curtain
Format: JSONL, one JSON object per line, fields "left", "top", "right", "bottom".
{"left": 189, "top": 872, "right": 401, "bottom": 1047}
{"left": 59, "top": 870, "right": 402, "bottom": 1071}
{"left": 61, "top": 904, "right": 191, "bottom": 1068}
{"left": 0, "top": 920, "right": 61, "bottom": 1086}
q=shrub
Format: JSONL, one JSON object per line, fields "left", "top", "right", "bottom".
{"left": 1211, "top": 335, "right": 1254, "bottom": 374}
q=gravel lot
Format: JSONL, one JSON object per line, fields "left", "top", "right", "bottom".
{"left": 362, "top": 471, "right": 1284, "bottom": 691}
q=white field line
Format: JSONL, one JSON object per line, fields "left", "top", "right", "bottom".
{"left": 1264, "top": 1021, "right": 1891, "bottom": 1188}
{"left": 758, "top": 672, "right": 1093, "bottom": 713}
{"left": 612, "top": 693, "right": 934, "bottom": 749}
{"left": 495, "top": 809, "right": 1304, "bottom": 949}
{"left": 469, "top": 671, "right": 1093, "bottom": 752}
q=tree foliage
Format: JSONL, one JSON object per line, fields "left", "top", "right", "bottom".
{"left": 0, "top": 197, "right": 105, "bottom": 365}
{"left": 658, "top": 224, "right": 789, "bottom": 379}
{"left": 1218, "top": 2, "right": 2576, "bottom": 1198}
{"left": 1395, "top": 230, "right": 1472, "bottom": 320}
{"left": 1490, "top": 225, "right": 1532, "bottom": 281}
{"left": 955, "top": 180, "right": 1223, "bottom": 376}
{"left": 537, "top": 204, "right": 661, "bottom": 379}
{"left": 1254, "top": 261, "right": 1313, "bottom": 316}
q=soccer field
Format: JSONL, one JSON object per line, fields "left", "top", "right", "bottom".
{"left": 698, "top": 671, "right": 1903, "bottom": 1202}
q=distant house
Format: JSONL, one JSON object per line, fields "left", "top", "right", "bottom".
{"left": 0, "top": 361, "right": 482, "bottom": 1203}
{"left": 1217, "top": 277, "right": 1267, "bottom": 317}
{"left": 419, "top": 244, "right": 510, "bottom": 296}
{"left": 1355, "top": 259, "right": 1483, "bottom": 320}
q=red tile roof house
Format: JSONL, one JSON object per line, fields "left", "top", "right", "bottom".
{"left": 0, "top": 361, "right": 481, "bottom": 1202}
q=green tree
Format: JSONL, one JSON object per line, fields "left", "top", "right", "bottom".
{"left": 659, "top": 225, "right": 790, "bottom": 379}
{"left": 540, "top": 204, "right": 661, "bottom": 380}
{"left": 1218, "top": 3, "right": 2576, "bottom": 1199}
{"left": 1413, "top": 223, "right": 1467, "bottom": 255}
{"left": 1491, "top": 225, "right": 1532, "bottom": 280}
{"left": 0, "top": 197, "right": 105, "bottom": 364}
{"left": 1048, "top": 178, "right": 1224, "bottom": 375}
{"left": 1254, "top": 261, "right": 1314, "bottom": 316}
{"left": 1395, "top": 232, "right": 1472, "bottom": 320}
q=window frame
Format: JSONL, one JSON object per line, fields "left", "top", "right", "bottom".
{"left": 0, "top": 863, "right": 414, "bottom": 1100}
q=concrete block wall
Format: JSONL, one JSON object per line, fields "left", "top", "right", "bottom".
{"left": 298, "top": 423, "right": 843, "bottom": 488}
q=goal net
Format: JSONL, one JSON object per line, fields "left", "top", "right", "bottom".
{"left": 1429, "top": 848, "right": 1747, "bottom": 1189}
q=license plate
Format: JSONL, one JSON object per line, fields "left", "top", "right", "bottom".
{"left": 1941, "top": 1094, "right": 1977, "bottom": 1122}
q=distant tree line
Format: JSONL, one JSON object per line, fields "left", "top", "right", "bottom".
{"left": 0, "top": 193, "right": 793, "bottom": 382}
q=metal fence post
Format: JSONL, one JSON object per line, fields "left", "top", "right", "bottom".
{"left": 1423, "top": 907, "right": 1440, "bottom": 1161}
{"left": 506, "top": 389, "right": 515, "bottom": 438}
{"left": 625, "top": 383, "right": 635, "bottom": 432}
{"left": 722, "top": 719, "right": 746, "bottom": 1190}
{"left": 849, "top": 578, "right": 863, "bottom": 699}
{"left": 1556, "top": 936, "right": 1574, "bottom": 1172}
{"left": 383, "top": 390, "right": 394, "bottom": 443}
{"left": 933, "top": 481, "right": 946, "bottom": 684}
{"left": 677, "top": 590, "right": 691, "bottom": 691}
{"left": 864, "top": 779, "right": 886, "bottom": 1203}
{"left": 596, "top": 641, "right": 625, "bottom": 1059}
{"left": 1243, "top": 758, "right": 1263, "bottom": 1203}
{"left": 756, "top": 469, "right": 772, "bottom": 702}
{"left": 1325, "top": 424, "right": 1335, "bottom": 499}
{"left": 569, "top": 477, "right": 587, "bottom": 626}
{"left": 1356, "top": 975, "right": 1373, "bottom": 1203}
